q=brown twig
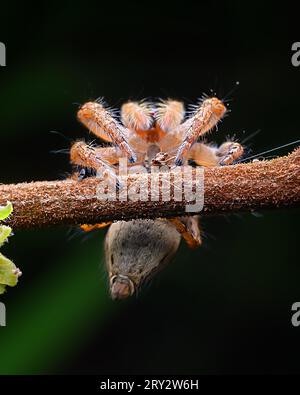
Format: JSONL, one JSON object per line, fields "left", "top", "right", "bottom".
{"left": 0, "top": 148, "right": 299, "bottom": 230}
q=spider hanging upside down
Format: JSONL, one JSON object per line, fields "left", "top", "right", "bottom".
{"left": 70, "top": 97, "right": 244, "bottom": 300}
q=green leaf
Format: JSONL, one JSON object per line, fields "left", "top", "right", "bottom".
{"left": 0, "top": 202, "right": 21, "bottom": 295}
{"left": 0, "top": 201, "right": 13, "bottom": 221}
{"left": 0, "top": 225, "right": 12, "bottom": 247}
{"left": 0, "top": 253, "right": 20, "bottom": 287}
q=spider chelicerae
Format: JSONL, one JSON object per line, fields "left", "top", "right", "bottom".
{"left": 70, "top": 97, "right": 244, "bottom": 299}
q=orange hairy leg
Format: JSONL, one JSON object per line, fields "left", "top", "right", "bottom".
{"left": 189, "top": 141, "right": 244, "bottom": 167}
{"left": 78, "top": 101, "right": 137, "bottom": 162}
{"left": 70, "top": 141, "right": 119, "bottom": 180}
{"left": 188, "top": 143, "right": 219, "bottom": 167}
{"left": 85, "top": 146, "right": 123, "bottom": 165}
{"left": 80, "top": 223, "right": 112, "bottom": 232}
{"left": 217, "top": 141, "right": 244, "bottom": 165}
{"left": 169, "top": 216, "right": 202, "bottom": 249}
{"left": 174, "top": 97, "right": 227, "bottom": 165}
{"left": 70, "top": 142, "right": 119, "bottom": 234}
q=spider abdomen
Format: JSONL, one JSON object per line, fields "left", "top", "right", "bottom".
{"left": 105, "top": 219, "right": 181, "bottom": 299}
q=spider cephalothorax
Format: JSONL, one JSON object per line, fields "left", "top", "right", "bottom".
{"left": 70, "top": 97, "right": 244, "bottom": 299}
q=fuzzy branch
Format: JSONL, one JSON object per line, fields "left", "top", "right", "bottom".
{"left": 0, "top": 148, "right": 299, "bottom": 230}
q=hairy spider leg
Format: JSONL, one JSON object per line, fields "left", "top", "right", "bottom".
{"left": 169, "top": 216, "right": 202, "bottom": 249}
{"left": 174, "top": 97, "right": 227, "bottom": 166}
{"left": 70, "top": 141, "right": 119, "bottom": 181}
{"left": 78, "top": 102, "right": 137, "bottom": 163}
{"left": 217, "top": 141, "right": 244, "bottom": 165}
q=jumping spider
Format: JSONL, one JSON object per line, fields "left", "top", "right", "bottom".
{"left": 70, "top": 97, "right": 244, "bottom": 299}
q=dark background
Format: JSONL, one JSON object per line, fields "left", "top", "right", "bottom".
{"left": 0, "top": 0, "right": 299, "bottom": 374}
